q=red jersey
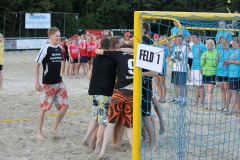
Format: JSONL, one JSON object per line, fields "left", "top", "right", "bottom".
{"left": 91, "top": 41, "right": 98, "bottom": 57}
{"left": 86, "top": 42, "right": 92, "bottom": 57}
{"left": 60, "top": 43, "right": 66, "bottom": 57}
{"left": 80, "top": 40, "right": 88, "bottom": 56}
{"left": 68, "top": 44, "right": 79, "bottom": 59}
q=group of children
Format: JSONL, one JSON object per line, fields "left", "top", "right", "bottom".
{"left": 151, "top": 20, "right": 240, "bottom": 117}
{"left": 59, "top": 34, "right": 99, "bottom": 78}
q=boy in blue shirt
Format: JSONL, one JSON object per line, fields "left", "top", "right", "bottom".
{"left": 191, "top": 31, "right": 207, "bottom": 107}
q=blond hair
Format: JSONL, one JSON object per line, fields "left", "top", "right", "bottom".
{"left": 0, "top": 33, "right": 5, "bottom": 42}
{"left": 47, "top": 27, "right": 60, "bottom": 37}
{"left": 206, "top": 39, "right": 215, "bottom": 49}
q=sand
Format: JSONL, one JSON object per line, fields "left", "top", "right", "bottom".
{"left": 0, "top": 50, "right": 240, "bottom": 160}
{"left": 0, "top": 50, "right": 131, "bottom": 160}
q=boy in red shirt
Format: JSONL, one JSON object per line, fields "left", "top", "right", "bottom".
{"left": 68, "top": 36, "right": 80, "bottom": 78}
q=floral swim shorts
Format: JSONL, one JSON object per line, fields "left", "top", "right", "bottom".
{"left": 40, "top": 81, "right": 69, "bottom": 110}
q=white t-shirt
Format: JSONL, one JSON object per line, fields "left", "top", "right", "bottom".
{"left": 188, "top": 41, "right": 194, "bottom": 59}
{"left": 171, "top": 43, "right": 188, "bottom": 73}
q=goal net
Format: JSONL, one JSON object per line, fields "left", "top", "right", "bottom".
{"left": 133, "top": 11, "right": 240, "bottom": 160}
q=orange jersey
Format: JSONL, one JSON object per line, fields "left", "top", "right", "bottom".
{"left": 80, "top": 40, "right": 88, "bottom": 56}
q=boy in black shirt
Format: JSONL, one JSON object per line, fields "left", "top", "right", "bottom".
{"left": 83, "top": 38, "right": 117, "bottom": 153}
{"left": 35, "top": 27, "right": 69, "bottom": 139}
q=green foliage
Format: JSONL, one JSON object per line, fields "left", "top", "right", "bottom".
{"left": 0, "top": 0, "right": 240, "bottom": 37}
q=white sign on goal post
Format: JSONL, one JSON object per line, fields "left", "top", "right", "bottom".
{"left": 136, "top": 43, "right": 165, "bottom": 73}
{"left": 25, "top": 13, "right": 51, "bottom": 29}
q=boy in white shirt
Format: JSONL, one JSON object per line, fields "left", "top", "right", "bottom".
{"left": 171, "top": 35, "right": 188, "bottom": 105}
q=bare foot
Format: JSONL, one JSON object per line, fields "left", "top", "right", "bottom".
{"left": 37, "top": 134, "right": 45, "bottom": 139}
{"left": 112, "top": 144, "right": 125, "bottom": 152}
{"left": 83, "top": 139, "right": 89, "bottom": 148}
{"left": 50, "top": 130, "right": 61, "bottom": 138}
{"left": 192, "top": 102, "right": 198, "bottom": 107}
{"left": 98, "top": 153, "right": 105, "bottom": 160}
{"left": 94, "top": 147, "right": 100, "bottom": 154}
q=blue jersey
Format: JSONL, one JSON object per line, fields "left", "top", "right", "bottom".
{"left": 159, "top": 45, "right": 169, "bottom": 70}
{"left": 228, "top": 48, "right": 240, "bottom": 78}
{"left": 192, "top": 42, "right": 207, "bottom": 70}
{"left": 216, "top": 31, "right": 232, "bottom": 49}
{"left": 171, "top": 26, "right": 190, "bottom": 37}
{"left": 171, "top": 43, "right": 176, "bottom": 56}
{"left": 215, "top": 48, "right": 233, "bottom": 77}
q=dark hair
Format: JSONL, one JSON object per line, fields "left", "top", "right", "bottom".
{"left": 142, "top": 21, "right": 150, "bottom": 32}
{"left": 101, "top": 38, "right": 111, "bottom": 50}
{"left": 120, "top": 44, "right": 133, "bottom": 49}
{"left": 193, "top": 31, "right": 200, "bottom": 37}
{"left": 61, "top": 38, "right": 65, "bottom": 42}
{"left": 177, "top": 35, "right": 184, "bottom": 39}
{"left": 66, "top": 34, "right": 72, "bottom": 39}
{"left": 111, "top": 36, "right": 121, "bottom": 49}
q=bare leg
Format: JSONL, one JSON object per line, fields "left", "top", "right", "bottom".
{"left": 69, "top": 63, "right": 74, "bottom": 78}
{"left": 160, "top": 76, "right": 166, "bottom": 102}
{"left": 152, "top": 97, "right": 165, "bottom": 134}
{"left": 218, "top": 82, "right": 225, "bottom": 109}
{"left": 98, "top": 123, "right": 116, "bottom": 159}
{"left": 83, "top": 120, "right": 98, "bottom": 147}
{"left": 74, "top": 63, "right": 79, "bottom": 78}
{"left": 66, "top": 61, "right": 70, "bottom": 77}
{"left": 78, "top": 62, "right": 81, "bottom": 74}
{"left": 125, "top": 127, "right": 133, "bottom": 147}
{"left": 94, "top": 124, "right": 106, "bottom": 154}
{"left": 111, "top": 111, "right": 124, "bottom": 151}
{"left": 224, "top": 82, "right": 232, "bottom": 111}
{"left": 37, "top": 109, "right": 47, "bottom": 139}
{"left": 228, "top": 90, "right": 238, "bottom": 113}
{"left": 0, "top": 70, "right": 2, "bottom": 88}
{"left": 90, "top": 126, "right": 98, "bottom": 149}
{"left": 199, "top": 86, "right": 205, "bottom": 106}
{"left": 50, "top": 106, "right": 68, "bottom": 138}
{"left": 156, "top": 75, "right": 162, "bottom": 101}
{"left": 88, "top": 60, "right": 92, "bottom": 70}
{"left": 193, "top": 85, "right": 199, "bottom": 106}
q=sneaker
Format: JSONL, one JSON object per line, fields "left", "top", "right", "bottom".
{"left": 223, "top": 109, "right": 228, "bottom": 112}
{"left": 218, "top": 108, "right": 223, "bottom": 111}
{"left": 171, "top": 99, "right": 177, "bottom": 102}
{"left": 176, "top": 97, "right": 183, "bottom": 104}
{"left": 180, "top": 99, "right": 187, "bottom": 106}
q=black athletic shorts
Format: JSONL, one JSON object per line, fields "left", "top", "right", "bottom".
{"left": 0, "top": 65, "right": 2, "bottom": 71}
{"left": 172, "top": 71, "right": 187, "bottom": 85}
{"left": 217, "top": 76, "right": 229, "bottom": 82}
{"left": 69, "top": 58, "right": 79, "bottom": 63}
{"left": 80, "top": 56, "right": 88, "bottom": 63}
{"left": 203, "top": 75, "right": 216, "bottom": 85}
{"left": 229, "top": 77, "right": 240, "bottom": 90}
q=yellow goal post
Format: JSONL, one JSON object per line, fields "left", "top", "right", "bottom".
{"left": 133, "top": 11, "right": 240, "bottom": 160}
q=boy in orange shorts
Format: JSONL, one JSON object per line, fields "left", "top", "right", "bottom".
{"left": 35, "top": 27, "right": 69, "bottom": 139}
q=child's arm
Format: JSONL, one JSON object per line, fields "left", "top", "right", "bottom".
{"left": 35, "top": 62, "right": 41, "bottom": 92}
{"left": 87, "top": 68, "right": 92, "bottom": 80}
{"left": 95, "top": 49, "right": 104, "bottom": 55}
